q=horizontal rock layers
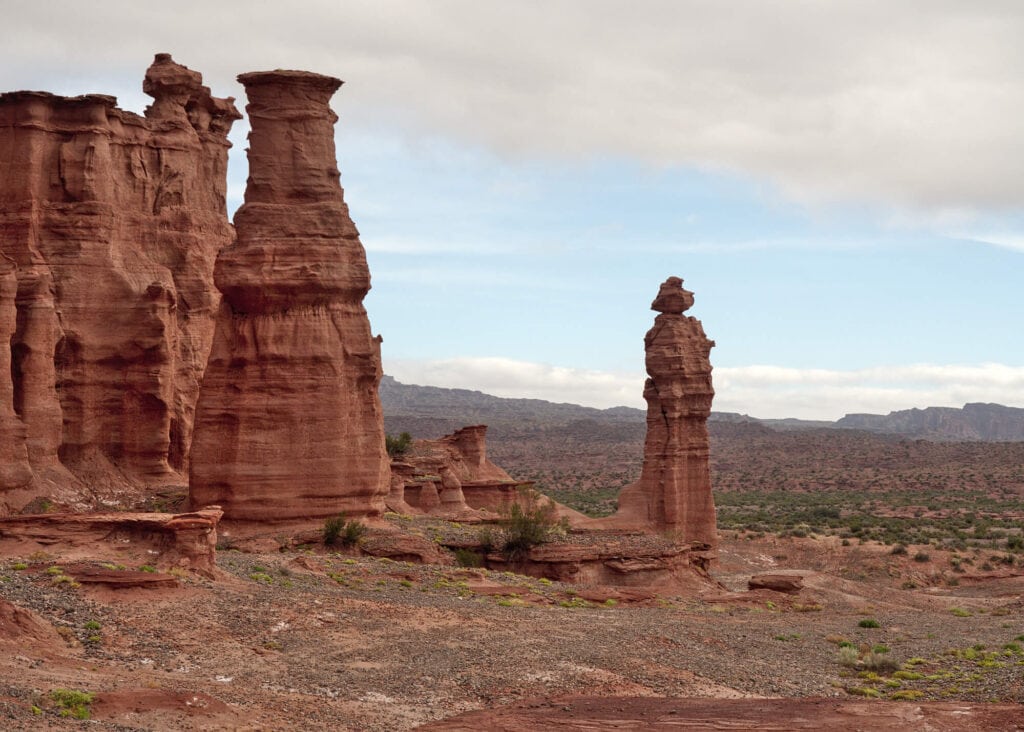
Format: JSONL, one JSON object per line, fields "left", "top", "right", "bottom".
{"left": 188, "top": 70, "right": 389, "bottom": 520}
{"left": 595, "top": 277, "right": 717, "bottom": 546}
{"left": 0, "top": 507, "right": 223, "bottom": 575}
{"left": 0, "top": 54, "right": 240, "bottom": 511}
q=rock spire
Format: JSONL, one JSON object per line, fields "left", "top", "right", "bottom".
{"left": 188, "top": 70, "right": 390, "bottom": 520}
{"left": 596, "top": 277, "right": 717, "bottom": 545}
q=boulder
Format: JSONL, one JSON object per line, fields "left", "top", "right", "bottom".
{"left": 748, "top": 573, "right": 805, "bottom": 593}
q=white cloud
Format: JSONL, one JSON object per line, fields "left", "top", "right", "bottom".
{"left": 385, "top": 357, "right": 1024, "bottom": 420}
{"left": 3, "top": 1, "right": 1023, "bottom": 215}
{"left": 952, "top": 233, "right": 1024, "bottom": 253}
{"left": 385, "top": 357, "right": 644, "bottom": 409}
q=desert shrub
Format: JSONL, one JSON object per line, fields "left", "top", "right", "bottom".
{"left": 890, "top": 690, "right": 924, "bottom": 700}
{"left": 846, "top": 686, "right": 880, "bottom": 698}
{"left": 913, "top": 551, "right": 931, "bottom": 562}
{"left": 890, "top": 544, "right": 908, "bottom": 556}
{"left": 50, "top": 689, "right": 94, "bottom": 720}
{"left": 861, "top": 651, "right": 900, "bottom": 673}
{"left": 837, "top": 646, "right": 860, "bottom": 667}
{"left": 950, "top": 607, "right": 972, "bottom": 617}
{"left": 323, "top": 515, "right": 367, "bottom": 547}
{"left": 477, "top": 526, "right": 499, "bottom": 554}
{"left": 385, "top": 432, "right": 413, "bottom": 458}
{"left": 893, "top": 670, "right": 924, "bottom": 680}
{"left": 858, "top": 618, "right": 881, "bottom": 628}
{"left": 454, "top": 548, "right": 484, "bottom": 568}
{"left": 499, "top": 488, "right": 565, "bottom": 560}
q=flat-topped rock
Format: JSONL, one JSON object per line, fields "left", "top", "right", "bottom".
{"left": 189, "top": 68, "right": 389, "bottom": 521}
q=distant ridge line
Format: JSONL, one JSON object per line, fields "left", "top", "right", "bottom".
{"left": 380, "top": 376, "right": 1024, "bottom": 442}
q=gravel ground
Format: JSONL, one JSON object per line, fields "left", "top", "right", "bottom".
{"left": 1, "top": 533, "right": 1022, "bottom": 730}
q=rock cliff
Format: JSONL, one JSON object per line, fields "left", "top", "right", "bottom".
{"left": 0, "top": 54, "right": 239, "bottom": 512}
{"left": 595, "top": 277, "right": 717, "bottom": 545}
{"left": 188, "top": 70, "right": 389, "bottom": 520}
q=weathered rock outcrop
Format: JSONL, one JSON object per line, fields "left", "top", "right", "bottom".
{"left": 189, "top": 70, "right": 389, "bottom": 520}
{"left": 595, "top": 277, "right": 717, "bottom": 545}
{"left": 0, "top": 54, "right": 239, "bottom": 511}
{"left": 394, "top": 426, "right": 521, "bottom": 518}
{"left": 0, "top": 506, "right": 223, "bottom": 575}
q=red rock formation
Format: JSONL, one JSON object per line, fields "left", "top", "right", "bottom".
{"left": 0, "top": 507, "right": 223, "bottom": 575}
{"left": 748, "top": 573, "right": 805, "bottom": 593}
{"left": 0, "top": 54, "right": 239, "bottom": 511}
{"left": 595, "top": 277, "right": 717, "bottom": 545}
{"left": 189, "top": 70, "right": 389, "bottom": 520}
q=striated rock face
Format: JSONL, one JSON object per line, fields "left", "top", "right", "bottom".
{"left": 417, "top": 425, "right": 516, "bottom": 485}
{"left": 395, "top": 425, "right": 517, "bottom": 518}
{"left": 0, "top": 507, "right": 223, "bottom": 576}
{"left": 597, "top": 277, "right": 717, "bottom": 545}
{"left": 0, "top": 54, "right": 239, "bottom": 511}
{"left": 189, "top": 70, "right": 389, "bottom": 520}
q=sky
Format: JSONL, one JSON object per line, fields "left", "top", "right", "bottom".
{"left": 3, "top": 1, "right": 1023, "bottom": 419}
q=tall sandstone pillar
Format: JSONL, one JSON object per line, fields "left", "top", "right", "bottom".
{"left": 598, "top": 277, "right": 717, "bottom": 546}
{"left": 189, "top": 70, "right": 389, "bottom": 520}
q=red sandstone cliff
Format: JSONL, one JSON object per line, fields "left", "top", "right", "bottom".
{"left": 0, "top": 54, "right": 239, "bottom": 512}
{"left": 593, "top": 277, "right": 717, "bottom": 545}
{"left": 188, "top": 70, "right": 389, "bottom": 521}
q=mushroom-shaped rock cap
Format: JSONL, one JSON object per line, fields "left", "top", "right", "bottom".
{"left": 651, "top": 276, "right": 695, "bottom": 314}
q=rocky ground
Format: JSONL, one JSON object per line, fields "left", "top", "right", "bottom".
{"left": 1, "top": 523, "right": 1023, "bottom": 730}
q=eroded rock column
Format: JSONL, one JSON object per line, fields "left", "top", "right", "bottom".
{"left": 189, "top": 70, "right": 389, "bottom": 520}
{"left": 599, "top": 277, "right": 717, "bottom": 546}
{"left": 0, "top": 54, "right": 239, "bottom": 510}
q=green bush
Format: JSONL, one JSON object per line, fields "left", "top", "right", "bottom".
{"left": 50, "top": 689, "right": 94, "bottom": 720}
{"left": 323, "top": 515, "right": 368, "bottom": 547}
{"left": 385, "top": 432, "right": 413, "bottom": 458}
{"left": 858, "top": 618, "right": 881, "bottom": 628}
{"left": 454, "top": 548, "right": 484, "bottom": 568}
{"left": 499, "top": 488, "right": 565, "bottom": 560}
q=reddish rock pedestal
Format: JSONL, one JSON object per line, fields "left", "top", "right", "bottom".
{"left": 189, "top": 70, "right": 389, "bottom": 521}
{"left": 593, "top": 277, "right": 717, "bottom": 546}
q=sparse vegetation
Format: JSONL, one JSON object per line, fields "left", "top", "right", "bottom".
{"left": 498, "top": 488, "right": 567, "bottom": 560}
{"left": 453, "top": 548, "right": 484, "bottom": 568}
{"left": 49, "top": 688, "right": 94, "bottom": 720}
{"left": 858, "top": 618, "right": 881, "bottom": 628}
{"left": 385, "top": 432, "right": 413, "bottom": 458}
{"left": 323, "top": 515, "right": 368, "bottom": 547}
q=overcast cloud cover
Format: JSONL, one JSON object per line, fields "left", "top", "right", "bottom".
{"left": 3, "top": 1, "right": 1022, "bottom": 418}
